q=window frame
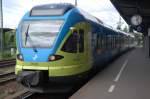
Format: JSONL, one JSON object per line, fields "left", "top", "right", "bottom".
{"left": 21, "top": 20, "right": 64, "bottom": 48}
{"left": 61, "top": 30, "right": 78, "bottom": 53}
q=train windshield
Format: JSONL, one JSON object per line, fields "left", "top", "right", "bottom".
{"left": 21, "top": 20, "right": 64, "bottom": 48}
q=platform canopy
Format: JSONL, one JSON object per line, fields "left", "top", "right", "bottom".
{"left": 110, "top": 0, "right": 150, "bottom": 35}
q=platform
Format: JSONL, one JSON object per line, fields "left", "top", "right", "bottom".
{"left": 70, "top": 48, "right": 150, "bottom": 99}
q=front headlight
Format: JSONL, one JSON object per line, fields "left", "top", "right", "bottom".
{"left": 48, "top": 55, "right": 64, "bottom": 61}
{"left": 17, "top": 54, "right": 24, "bottom": 61}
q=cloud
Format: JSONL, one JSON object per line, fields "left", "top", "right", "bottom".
{"left": 3, "top": 0, "right": 32, "bottom": 28}
{"left": 2, "top": 0, "right": 127, "bottom": 28}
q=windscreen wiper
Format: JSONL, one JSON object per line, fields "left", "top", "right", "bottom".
{"left": 25, "top": 25, "right": 30, "bottom": 46}
{"left": 24, "top": 25, "right": 38, "bottom": 53}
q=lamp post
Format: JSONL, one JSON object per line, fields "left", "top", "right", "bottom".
{"left": 0, "top": 0, "right": 3, "bottom": 56}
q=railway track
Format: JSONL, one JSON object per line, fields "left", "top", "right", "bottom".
{"left": 4, "top": 89, "right": 35, "bottom": 99}
{"left": 0, "top": 59, "right": 16, "bottom": 84}
{"left": 0, "top": 71, "right": 16, "bottom": 84}
{"left": 0, "top": 59, "right": 16, "bottom": 67}
{"left": 18, "top": 91, "right": 35, "bottom": 99}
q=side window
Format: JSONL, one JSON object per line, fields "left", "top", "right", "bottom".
{"left": 61, "top": 30, "right": 78, "bottom": 53}
{"left": 101, "top": 36, "right": 105, "bottom": 49}
{"left": 79, "top": 29, "right": 84, "bottom": 52}
{"left": 96, "top": 34, "right": 99, "bottom": 49}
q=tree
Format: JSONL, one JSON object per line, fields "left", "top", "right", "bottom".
{"left": 116, "top": 17, "right": 123, "bottom": 30}
{"left": 117, "top": 25, "right": 121, "bottom": 30}
{"left": 123, "top": 26, "right": 128, "bottom": 33}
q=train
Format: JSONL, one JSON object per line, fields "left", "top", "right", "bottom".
{"left": 15, "top": 3, "right": 135, "bottom": 93}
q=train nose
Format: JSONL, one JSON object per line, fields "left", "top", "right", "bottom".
{"left": 17, "top": 71, "right": 41, "bottom": 87}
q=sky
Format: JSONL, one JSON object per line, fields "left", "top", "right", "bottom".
{"left": 2, "top": 0, "right": 127, "bottom": 29}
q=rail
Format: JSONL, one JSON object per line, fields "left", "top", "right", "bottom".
{"left": 0, "top": 71, "right": 16, "bottom": 84}
{"left": 0, "top": 59, "right": 16, "bottom": 67}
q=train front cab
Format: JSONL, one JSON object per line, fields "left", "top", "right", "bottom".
{"left": 15, "top": 21, "right": 92, "bottom": 91}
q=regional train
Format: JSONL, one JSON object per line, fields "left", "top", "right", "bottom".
{"left": 15, "top": 3, "right": 135, "bottom": 92}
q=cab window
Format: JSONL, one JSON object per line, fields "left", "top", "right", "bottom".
{"left": 61, "top": 30, "right": 78, "bottom": 53}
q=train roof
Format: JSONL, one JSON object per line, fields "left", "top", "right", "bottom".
{"left": 29, "top": 3, "right": 106, "bottom": 26}
{"left": 28, "top": 3, "right": 133, "bottom": 37}
{"left": 74, "top": 8, "right": 121, "bottom": 34}
{"left": 30, "top": 3, "right": 75, "bottom": 16}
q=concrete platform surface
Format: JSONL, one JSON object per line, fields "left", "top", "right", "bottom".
{"left": 70, "top": 48, "right": 150, "bottom": 99}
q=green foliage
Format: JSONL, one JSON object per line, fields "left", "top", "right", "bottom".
{"left": 2, "top": 51, "right": 11, "bottom": 58}
{"left": 0, "top": 29, "right": 16, "bottom": 60}
{"left": 123, "top": 26, "right": 129, "bottom": 33}
{"left": 4, "top": 30, "right": 16, "bottom": 48}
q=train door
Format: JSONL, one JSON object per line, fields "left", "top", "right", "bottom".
{"left": 60, "top": 23, "right": 91, "bottom": 69}
{"left": 66, "top": 27, "right": 90, "bottom": 66}
{"left": 77, "top": 25, "right": 91, "bottom": 67}
{"left": 77, "top": 29, "right": 85, "bottom": 64}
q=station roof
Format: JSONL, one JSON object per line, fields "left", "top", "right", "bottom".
{"left": 110, "top": 0, "right": 150, "bottom": 35}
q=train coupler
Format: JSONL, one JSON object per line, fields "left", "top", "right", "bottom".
{"left": 16, "top": 71, "right": 41, "bottom": 86}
